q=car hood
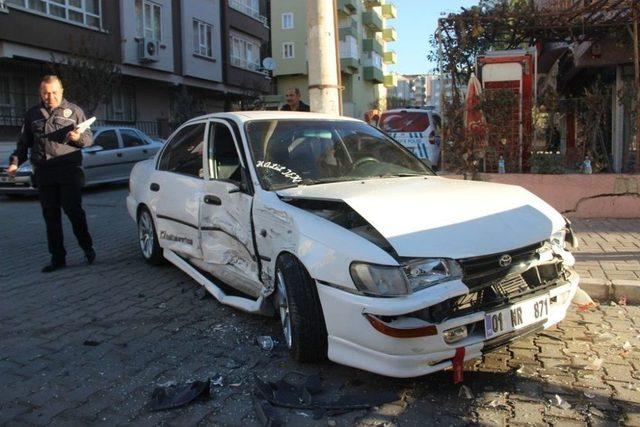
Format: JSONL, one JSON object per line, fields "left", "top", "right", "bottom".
{"left": 277, "top": 176, "right": 565, "bottom": 259}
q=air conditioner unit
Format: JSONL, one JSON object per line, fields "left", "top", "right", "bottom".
{"left": 139, "top": 38, "right": 159, "bottom": 62}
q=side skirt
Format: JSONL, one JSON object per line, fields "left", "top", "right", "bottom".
{"left": 163, "top": 249, "right": 273, "bottom": 316}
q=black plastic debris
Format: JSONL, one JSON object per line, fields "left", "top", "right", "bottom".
{"left": 83, "top": 340, "right": 101, "bottom": 347}
{"left": 195, "top": 288, "right": 210, "bottom": 300}
{"left": 253, "top": 397, "right": 283, "bottom": 427}
{"left": 149, "top": 380, "right": 211, "bottom": 411}
{"left": 253, "top": 375, "right": 398, "bottom": 413}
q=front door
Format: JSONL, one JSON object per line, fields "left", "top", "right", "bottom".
{"left": 152, "top": 122, "right": 208, "bottom": 260}
{"left": 199, "top": 120, "right": 261, "bottom": 297}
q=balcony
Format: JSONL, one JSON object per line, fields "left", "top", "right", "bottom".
{"left": 341, "top": 58, "right": 359, "bottom": 74}
{"left": 362, "top": 38, "right": 384, "bottom": 55}
{"left": 382, "top": 27, "right": 397, "bottom": 42}
{"left": 383, "top": 50, "right": 396, "bottom": 64}
{"left": 363, "top": 65, "right": 384, "bottom": 83}
{"left": 362, "top": 10, "right": 383, "bottom": 31}
{"left": 229, "top": 0, "right": 268, "bottom": 26}
{"left": 381, "top": 3, "right": 397, "bottom": 19}
{"left": 337, "top": 0, "right": 358, "bottom": 15}
{"left": 364, "top": 0, "right": 383, "bottom": 8}
{"left": 384, "top": 74, "right": 398, "bottom": 88}
{"left": 338, "top": 15, "right": 358, "bottom": 40}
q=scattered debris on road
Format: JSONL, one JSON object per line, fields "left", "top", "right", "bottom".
{"left": 256, "top": 336, "right": 276, "bottom": 351}
{"left": 149, "top": 379, "right": 211, "bottom": 411}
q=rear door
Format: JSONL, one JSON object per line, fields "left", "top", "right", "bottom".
{"left": 151, "top": 122, "right": 207, "bottom": 259}
{"left": 120, "top": 128, "right": 152, "bottom": 176}
{"left": 83, "top": 129, "right": 122, "bottom": 184}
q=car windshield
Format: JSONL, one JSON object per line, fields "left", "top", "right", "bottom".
{"left": 245, "top": 119, "right": 434, "bottom": 191}
{"left": 379, "top": 111, "right": 430, "bottom": 133}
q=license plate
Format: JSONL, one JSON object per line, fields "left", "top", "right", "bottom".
{"left": 484, "top": 295, "right": 549, "bottom": 339}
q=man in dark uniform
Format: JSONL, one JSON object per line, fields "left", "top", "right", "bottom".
{"left": 4, "top": 75, "right": 95, "bottom": 273}
{"left": 280, "top": 88, "right": 311, "bottom": 112}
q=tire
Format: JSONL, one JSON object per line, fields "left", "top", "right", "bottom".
{"left": 274, "top": 253, "right": 328, "bottom": 362}
{"left": 137, "top": 207, "right": 164, "bottom": 265}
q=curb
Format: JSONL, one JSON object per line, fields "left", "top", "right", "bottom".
{"left": 580, "top": 278, "right": 640, "bottom": 304}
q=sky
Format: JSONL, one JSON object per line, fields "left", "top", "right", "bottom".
{"left": 387, "top": 0, "right": 479, "bottom": 75}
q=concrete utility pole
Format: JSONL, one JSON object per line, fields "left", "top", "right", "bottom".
{"left": 307, "top": 0, "right": 341, "bottom": 115}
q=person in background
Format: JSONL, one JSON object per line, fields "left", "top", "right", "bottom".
{"left": 280, "top": 88, "right": 311, "bottom": 112}
{"left": 4, "top": 75, "right": 96, "bottom": 273}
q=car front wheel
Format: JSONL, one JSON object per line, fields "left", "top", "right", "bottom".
{"left": 137, "top": 207, "right": 164, "bottom": 265}
{"left": 274, "top": 254, "right": 328, "bottom": 362}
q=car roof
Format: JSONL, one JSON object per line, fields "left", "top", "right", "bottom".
{"left": 184, "top": 111, "right": 363, "bottom": 125}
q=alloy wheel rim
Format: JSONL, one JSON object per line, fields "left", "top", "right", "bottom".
{"left": 275, "top": 270, "right": 292, "bottom": 348}
{"left": 138, "top": 212, "right": 154, "bottom": 258}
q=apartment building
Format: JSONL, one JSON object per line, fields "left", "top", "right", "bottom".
{"left": 0, "top": 0, "right": 272, "bottom": 139}
{"left": 270, "top": 0, "right": 397, "bottom": 119}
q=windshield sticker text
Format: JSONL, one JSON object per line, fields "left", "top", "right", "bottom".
{"left": 256, "top": 161, "right": 302, "bottom": 183}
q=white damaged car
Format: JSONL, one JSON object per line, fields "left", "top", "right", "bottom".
{"left": 127, "top": 111, "right": 579, "bottom": 378}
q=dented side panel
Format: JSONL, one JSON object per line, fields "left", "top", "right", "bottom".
{"left": 253, "top": 191, "right": 397, "bottom": 291}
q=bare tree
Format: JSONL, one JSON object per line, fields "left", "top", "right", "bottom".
{"left": 48, "top": 37, "right": 120, "bottom": 116}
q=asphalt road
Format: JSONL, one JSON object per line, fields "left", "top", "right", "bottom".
{"left": 1, "top": 186, "right": 639, "bottom": 426}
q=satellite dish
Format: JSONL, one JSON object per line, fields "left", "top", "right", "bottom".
{"left": 262, "top": 57, "right": 276, "bottom": 71}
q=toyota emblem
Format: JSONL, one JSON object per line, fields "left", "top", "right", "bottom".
{"left": 499, "top": 254, "right": 512, "bottom": 267}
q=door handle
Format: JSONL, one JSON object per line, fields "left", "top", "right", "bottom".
{"left": 142, "top": 149, "right": 148, "bottom": 154}
{"left": 150, "top": 183, "right": 160, "bottom": 192}
{"left": 117, "top": 153, "right": 123, "bottom": 157}
{"left": 204, "top": 195, "right": 222, "bottom": 205}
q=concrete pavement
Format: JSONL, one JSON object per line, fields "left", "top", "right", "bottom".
{"left": 1, "top": 186, "right": 639, "bottom": 426}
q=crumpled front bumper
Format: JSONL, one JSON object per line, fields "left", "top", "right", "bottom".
{"left": 316, "top": 270, "right": 579, "bottom": 378}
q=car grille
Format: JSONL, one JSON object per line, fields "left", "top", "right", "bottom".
{"left": 458, "top": 241, "right": 545, "bottom": 289}
{"left": 415, "top": 241, "right": 567, "bottom": 323}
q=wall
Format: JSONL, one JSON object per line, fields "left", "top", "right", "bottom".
{"left": 270, "top": 0, "right": 307, "bottom": 76}
{"left": 180, "top": 0, "right": 223, "bottom": 82}
{"left": 0, "top": 5, "right": 120, "bottom": 60}
{"left": 473, "top": 173, "right": 640, "bottom": 218}
{"left": 120, "top": 0, "right": 175, "bottom": 73}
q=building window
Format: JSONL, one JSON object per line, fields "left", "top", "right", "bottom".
{"left": 228, "top": 0, "right": 266, "bottom": 25}
{"left": 229, "top": 31, "right": 261, "bottom": 72}
{"left": 107, "top": 86, "right": 136, "bottom": 122}
{"left": 281, "top": 12, "right": 293, "bottom": 29}
{"left": 282, "top": 42, "right": 295, "bottom": 59}
{"left": 6, "top": 0, "right": 102, "bottom": 29}
{"left": 135, "top": 0, "right": 161, "bottom": 41}
{"left": 193, "top": 19, "right": 213, "bottom": 58}
{"left": 0, "top": 74, "right": 27, "bottom": 121}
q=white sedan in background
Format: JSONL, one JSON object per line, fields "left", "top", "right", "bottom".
{"left": 127, "top": 111, "right": 579, "bottom": 378}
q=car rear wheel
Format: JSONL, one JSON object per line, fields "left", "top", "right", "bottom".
{"left": 137, "top": 207, "right": 164, "bottom": 265}
{"left": 274, "top": 254, "right": 328, "bottom": 362}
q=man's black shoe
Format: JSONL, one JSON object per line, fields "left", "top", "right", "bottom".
{"left": 85, "top": 248, "right": 96, "bottom": 265}
{"left": 42, "top": 262, "right": 66, "bottom": 273}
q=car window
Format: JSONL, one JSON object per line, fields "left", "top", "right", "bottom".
{"left": 245, "top": 120, "right": 434, "bottom": 191}
{"left": 158, "top": 123, "right": 206, "bottom": 178}
{"left": 379, "top": 111, "right": 430, "bottom": 133}
{"left": 208, "top": 123, "right": 241, "bottom": 182}
{"left": 93, "top": 130, "right": 119, "bottom": 150}
{"left": 121, "top": 129, "right": 147, "bottom": 147}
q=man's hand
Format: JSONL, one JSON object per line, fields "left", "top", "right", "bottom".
{"left": 67, "top": 128, "right": 82, "bottom": 142}
{"left": 4, "top": 164, "right": 18, "bottom": 176}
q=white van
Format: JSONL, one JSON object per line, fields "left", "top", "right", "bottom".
{"left": 378, "top": 108, "right": 442, "bottom": 167}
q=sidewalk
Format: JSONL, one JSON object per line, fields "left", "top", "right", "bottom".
{"left": 572, "top": 218, "right": 640, "bottom": 303}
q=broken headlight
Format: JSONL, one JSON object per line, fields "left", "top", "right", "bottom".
{"left": 350, "top": 263, "right": 410, "bottom": 296}
{"left": 551, "top": 229, "right": 567, "bottom": 251}
{"left": 403, "top": 258, "right": 462, "bottom": 292}
{"left": 350, "top": 258, "right": 462, "bottom": 297}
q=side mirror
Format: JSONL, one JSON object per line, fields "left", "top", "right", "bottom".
{"left": 84, "top": 146, "right": 103, "bottom": 154}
